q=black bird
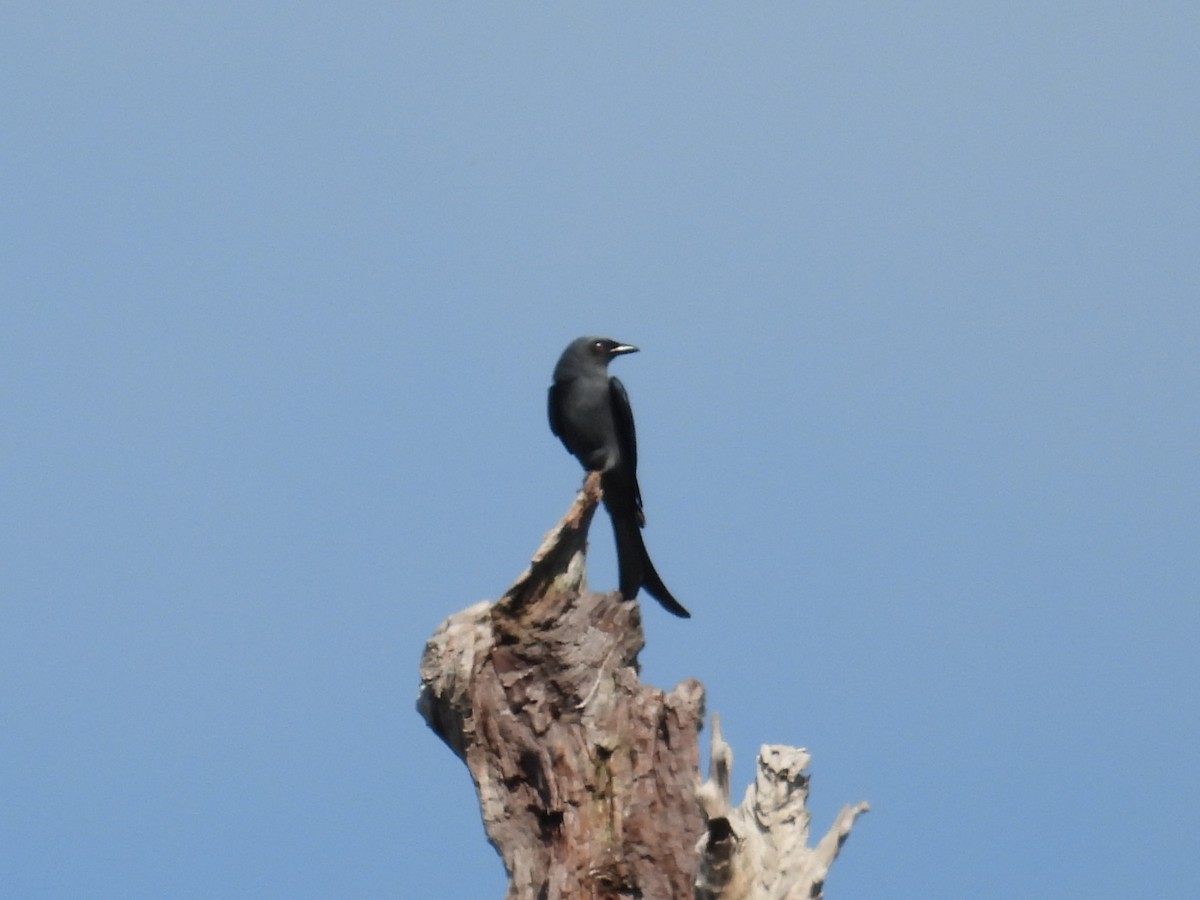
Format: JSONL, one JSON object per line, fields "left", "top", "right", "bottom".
{"left": 548, "top": 336, "right": 690, "bottom": 618}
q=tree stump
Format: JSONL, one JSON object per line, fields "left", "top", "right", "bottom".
{"left": 417, "top": 474, "right": 867, "bottom": 899}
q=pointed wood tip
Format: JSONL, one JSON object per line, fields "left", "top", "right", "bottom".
{"left": 498, "top": 472, "right": 602, "bottom": 611}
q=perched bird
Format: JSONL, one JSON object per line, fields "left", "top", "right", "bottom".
{"left": 548, "top": 336, "right": 690, "bottom": 618}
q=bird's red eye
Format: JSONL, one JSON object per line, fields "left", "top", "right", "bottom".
{"left": 593, "top": 340, "right": 606, "bottom": 352}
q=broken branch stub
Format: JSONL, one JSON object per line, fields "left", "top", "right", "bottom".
{"left": 695, "top": 715, "right": 870, "bottom": 900}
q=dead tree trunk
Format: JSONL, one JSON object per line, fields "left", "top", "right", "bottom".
{"left": 417, "top": 474, "right": 867, "bottom": 899}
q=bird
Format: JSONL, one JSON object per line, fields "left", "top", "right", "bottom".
{"left": 548, "top": 336, "right": 690, "bottom": 618}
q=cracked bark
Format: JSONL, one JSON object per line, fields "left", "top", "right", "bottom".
{"left": 417, "top": 473, "right": 867, "bottom": 899}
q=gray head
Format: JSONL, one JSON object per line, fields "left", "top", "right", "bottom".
{"left": 553, "top": 336, "right": 639, "bottom": 380}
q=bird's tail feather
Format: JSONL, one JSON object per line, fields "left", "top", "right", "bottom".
{"left": 611, "top": 514, "right": 691, "bottom": 619}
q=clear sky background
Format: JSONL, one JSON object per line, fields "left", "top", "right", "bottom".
{"left": 3, "top": 4, "right": 1197, "bottom": 898}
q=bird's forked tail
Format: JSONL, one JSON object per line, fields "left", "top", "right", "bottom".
{"left": 611, "top": 513, "right": 690, "bottom": 618}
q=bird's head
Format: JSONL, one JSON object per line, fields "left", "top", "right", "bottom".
{"left": 581, "top": 336, "right": 639, "bottom": 362}
{"left": 553, "top": 336, "right": 639, "bottom": 381}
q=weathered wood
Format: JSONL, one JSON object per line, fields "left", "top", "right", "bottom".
{"left": 419, "top": 473, "right": 705, "bottom": 899}
{"left": 417, "top": 474, "right": 867, "bottom": 898}
{"left": 695, "top": 716, "right": 869, "bottom": 900}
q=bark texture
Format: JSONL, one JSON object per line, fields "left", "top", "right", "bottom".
{"left": 418, "top": 474, "right": 705, "bottom": 899}
{"left": 417, "top": 474, "right": 867, "bottom": 899}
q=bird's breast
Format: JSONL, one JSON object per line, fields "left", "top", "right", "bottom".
{"left": 556, "top": 381, "right": 620, "bottom": 472}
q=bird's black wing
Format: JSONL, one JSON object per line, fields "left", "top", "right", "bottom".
{"left": 608, "top": 375, "right": 643, "bottom": 516}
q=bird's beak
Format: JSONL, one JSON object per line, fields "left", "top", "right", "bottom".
{"left": 610, "top": 343, "right": 639, "bottom": 356}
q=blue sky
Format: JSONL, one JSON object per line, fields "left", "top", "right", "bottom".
{"left": 3, "top": 4, "right": 1197, "bottom": 898}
